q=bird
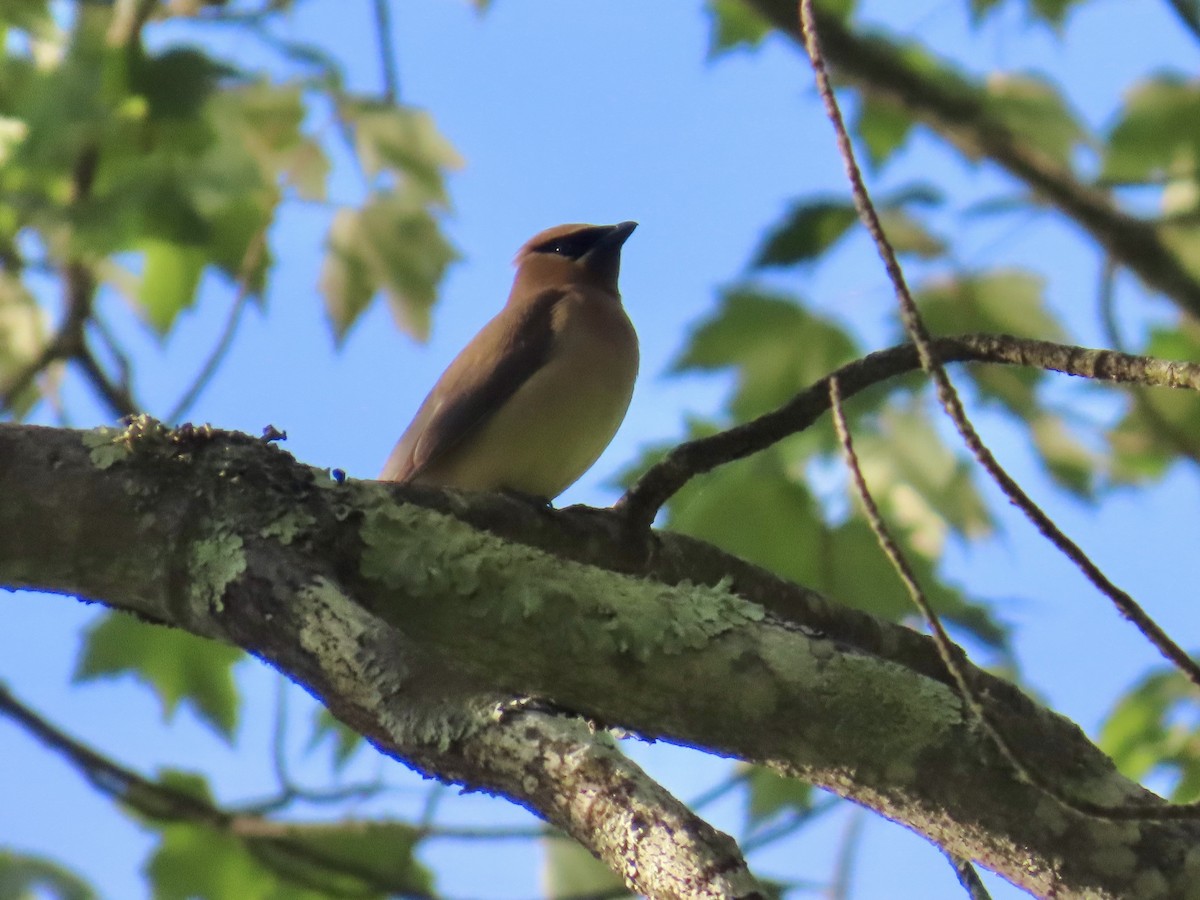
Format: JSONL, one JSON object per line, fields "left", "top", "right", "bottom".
{"left": 380, "top": 221, "right": 639, "bottom": 501}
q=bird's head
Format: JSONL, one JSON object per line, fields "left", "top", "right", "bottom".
{"left": 513, "top": 221, "right": 637, "bottom": 295}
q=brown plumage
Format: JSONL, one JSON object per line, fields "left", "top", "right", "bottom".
{"left": 380, "top": 221, "right": 639, "bottom": 499}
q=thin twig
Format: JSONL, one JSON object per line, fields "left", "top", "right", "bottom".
{"left": 688, "top": 767, "right": 752, "bottom": 813}
{"left": 166, "top": 229, "right": 266, "bottom": 424}
{"left": 797, "top": 0, "right": 1200, "bottom": 691}
{"left": 945, "top": 851, "right": 993, "bottom": 900}
{"left": 744, "top": 0, "right": 1200, "bottom": 319}
{"left": 826, "top": 808, "right": 865, "bottom": 900}
{"left": 618, "top": 331, "right": 1200, "bottom": 524}
{"left": 0, "top": 680, "right": 435, "bottom": 896}
{"left": 372, "top": 0, "right": 400, "bottom": 104}
{"left": 741, "top": 796, "right": 841, "bottom": 854}
{"left": 232, "top": 675, "right": 387, "bottom": 816}
{"left": 829, "top": 377, "right": 1200, "bottom": 822}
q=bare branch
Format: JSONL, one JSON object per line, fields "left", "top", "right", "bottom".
{"left": 166, "top": 229, "right": 267, "bottom": 425}
{"left": 372, "top": 0, "right": 401, "bottom": 104}
{"left": 797, "top": 0, "right": 1200, "bottom": 692}
{"left": 619, "top": 332, "right": 1200, "bottom": 524}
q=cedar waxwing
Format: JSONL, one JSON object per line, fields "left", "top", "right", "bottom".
{"left": 381, "top": 221, "right": 639, "bottom": 500}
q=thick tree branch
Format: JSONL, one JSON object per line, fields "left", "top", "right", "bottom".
{"left": 743, "top": 0, "right": 1200, "bottom": 320}
{"left": 1, "top": 420, "right": 1196, "bottom": 898}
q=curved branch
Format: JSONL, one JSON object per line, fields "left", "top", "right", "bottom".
{"left": 618, "top": 332, "right": 1200, "bottom": 525}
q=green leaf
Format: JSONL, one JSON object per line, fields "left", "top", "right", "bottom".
{"left": 543, "top": 835, "right": 629, "bottom": 899}
{"left": 970, "top": 0, "right": 1086, "bottom": 27}
{"left": 742, "top": 764, "right": 813, "bottom": 826}
{"left": 75, "top": 612, "right": 244, "bottom": 739}
{"left": 983, "top": 73, "right": 1084, "bottom": 166}
{"left": 753, "top": 186, "right": 941, "bottom": 268}
{"left": 704, "top": 0, "right": 773, "bottom": 59}
{"left": 916, "top": 269, "right": 1062, "bottom": 339}
{"left": 1104, "top": 76, "right": 1200, "bottom": 183}
{"left": 1029, "top": 411, "right": 1097, "bottom": 497}
{"left": 0, "top": 270, "right": 50, "bottom": 418}
{"left": 132, "top": 48, "right": 234, "bottom": 121}
{"left": 259, "top": 821, "right": 432, "bottom": 897}
{"left": 1108, "top": 323, "right": 1200, "bottom": 482}
{"left": 0, "top": 850, "right": 97, "bottom": 900}
{"left": 673, "top": 287, "right": 859, "bottom": 421}
{"left": 665, "top": 443, "right": 1005, "bottom": 647}
{"left": 916, "top": 269, "right": 1062, "bottom": 415}
{"left": 752, "top": 200, "right": 858, "bottom": 268}
{"left": 877, "top": 207, "right": 945, "bottom": 258}
{"left": 854, "top": 95, "right": 915, "bottom": 168}
{"left": 1101, "top": 667, "right": 1200, "bottom": 802}
{"left": 850, "top": 403, "right": 993, "bottom": 548}
{"left": 667, "top": 449, "right": 829, "bottom": 587}
{"left": 149, "top": 826, "right": 273, "bottom": 900}
{"left": 822, "top": 516, "right": 1007, "bottom": 648}
{"left": 342, "top": 99, "right": 463, "bottom": 203}
{"left": 147, "top": 817, "right": 431, "bottom": 900}
{"left": 320, "top": 187, "right": 459, "bottom": 342}
{"left": 138, "top": 239, "right": 207, "bottom": 334}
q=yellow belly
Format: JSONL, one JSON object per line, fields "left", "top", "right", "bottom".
{"left": 416, "top": 296, "right": 638, "bottom": 498}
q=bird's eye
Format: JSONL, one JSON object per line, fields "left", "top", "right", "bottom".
{"left": 535, "top": 231, "right": 598, "bottom": 260}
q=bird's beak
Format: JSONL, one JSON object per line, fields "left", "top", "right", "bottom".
{"left": 593, "top": 221, "right": 638, "bottom": 252}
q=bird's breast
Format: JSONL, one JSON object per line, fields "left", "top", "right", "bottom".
{"left": 425, "top": 291, "right": 638, "bottom": 498}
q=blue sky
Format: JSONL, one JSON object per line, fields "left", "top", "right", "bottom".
{"left": 3, "top": 1, "right": 1199, "bottom": 898}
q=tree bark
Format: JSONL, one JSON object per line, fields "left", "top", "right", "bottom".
{"left": 1, "top": 420, "right": 1194, "bottom": 899}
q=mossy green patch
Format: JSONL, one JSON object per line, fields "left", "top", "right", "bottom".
{"left": 83, "top": 426, "right": 132, "bottom": 469}
{"left": 359, "top": 498, "right": 764, "bottom": 663}
{"left": 260, "top": 507, "right": 316, "bottom": 544}
{"left": 188, "top": 530, "right": 246, "bottom": 612}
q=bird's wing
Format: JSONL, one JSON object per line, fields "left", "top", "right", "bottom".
{"left": 380, "top": 288, "right": 564, "bottom": 482}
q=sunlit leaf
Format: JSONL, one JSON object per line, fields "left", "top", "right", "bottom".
{"left": 854, "top": 95, "right": 915, "bottom": 168}
{"left": 1104, "top": 76, "right": 1200, "bottom": 183}
{"left": 673, "top": 287, "right": 859, "bottom": 421}
{"left": 983, "top": 73, "right": 1084, "bottom": 166}
{"left": 914, "top": 269, "right": 1061, "bottom": 338}
{"left": 851, "top": 403, "right": 993, "bottom": 549}
{"left": 877, "top": 207, "right": 945, "bottom": 258}
{"left": 320, "top": 188, "right": 459, "bottom": 342}
{"left": 75, "top": 612, "right": 244, "bottom": 739}
{"left": 704, "top": 0, "right": 773, "bottom": 59}
{"left": 138, "top": 239, "right": 207, "bottom": 334}
{"left": 821, "top": 517, "right": 1007, "bottom": 648}
{"left": 1109, "top": 322, "right": 1200, "bottom": 482}
{"left": 1101, "top": 667, "right": 1200, "bottom": 802}
{"left": 342, "top": 99, "right": 463, "bottom": 203}
{"left": 1029, "top": 411, "right": 1097, "bottom": 497}
{"left": 743, "top": 764, "right": 813, "bottom": 826}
